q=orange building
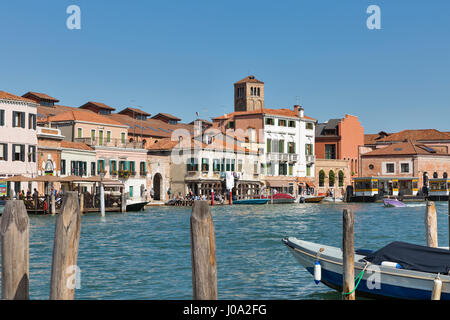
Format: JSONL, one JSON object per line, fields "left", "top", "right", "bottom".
{"left": 315, "top": 114, "right": 364, "bottom": 177}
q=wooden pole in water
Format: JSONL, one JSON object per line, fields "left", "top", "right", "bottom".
{"left": 50, "top": 192, "right": 82, "bottom": 300}
{"left": 425, "top": 201, "right": 438, "bottom": 248}
{"left": 51, "top": 193, "right": 56, "bottom": 215}
{"left": 190, "top": 200, "right": 217, "bottom": 300}
{"left": 211, "top": 189, "right": 214, "bottom": 206}
{"left": 1, "top": 200, "right": 29, "bottom": 300}
{"left": 342, "top": 208, "right": 355, "bottom": 300}
{"left": 121, "top": 191, "right": 127, "bottom": 213}
{"left": 79, "top": 192, "right": 84, "bottom": 214}
{"left": 229, "top": 190, "right": 232, "bottom": 205}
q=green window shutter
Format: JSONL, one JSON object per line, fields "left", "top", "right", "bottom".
{"left": 267, "top": 139, "right": 271, "bottom": 153}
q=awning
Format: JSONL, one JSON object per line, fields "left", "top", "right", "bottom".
{"left": 296, "top": 177, "right": 316, "bottom": 188}
{"left": 1, "top": 175, "right": 34, "bottom": 182}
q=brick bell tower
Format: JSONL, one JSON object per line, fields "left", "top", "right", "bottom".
{"left": 234, "top": 75, "right": 264, "bottom": 112}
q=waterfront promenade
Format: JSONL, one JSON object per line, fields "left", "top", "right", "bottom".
{"left": 1, "top": 201, "right": 448, "bottom": 300}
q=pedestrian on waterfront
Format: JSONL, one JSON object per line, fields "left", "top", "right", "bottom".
{"left": 150, "top": 188, "right": 154, "bottom": 200}
{"left": 26, "top": 189, "right": 32, "bottom": 200}
{"left": 167, "top": 187, "right": 172, "bottom": 199}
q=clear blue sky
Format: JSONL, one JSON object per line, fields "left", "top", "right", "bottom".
{"left": 1, "top": 0, "right": 449, "bottom": 133}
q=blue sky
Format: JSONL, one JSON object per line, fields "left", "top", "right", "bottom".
{"left": 1, "top": 0, "right": 449, "bottom": 133}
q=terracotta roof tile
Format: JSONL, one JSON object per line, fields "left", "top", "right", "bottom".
{"left": 362, "top": 140, "right": 448, "bottom": 156}
{"left": 212, "top": 108, "right": 315, "bottom": 121}
{"left": 118, "top": 107, "right": 151, "bottom": 116}
{"left": 377, "top": 129, "right": 450, "bottom": 142}
{"left": 151, "top": 113, "right": 181, "bottom": 121}
{"left": 22, "top": 91, "right": 59, "bottom": 102}
{"left": 45, "top": 110, "right": 127, "bottom": 127}
{"left": 80, "top": 101, "right": 116, "bottom": 111}
{"left": 0, "top": 91, "right": 37, "bottom": 104}
{"left": 234, "top": 75, "right": 264, "bottom": 84}
{"left": 61, "top": 141, "right": 94, "bottom": 151}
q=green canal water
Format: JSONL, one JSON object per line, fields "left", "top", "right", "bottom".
{"left": 0, "top": 201, "right": 449, "bottom": 299}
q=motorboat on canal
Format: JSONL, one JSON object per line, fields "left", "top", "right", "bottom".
{"left": 232, "top": 198, "right": 270, "bottom": 205}
{"left": 283, "top": 237, "right": 450, "bottom": 300}
{"left": 126, "top": 200, "right": 148, "bottom": 212}
{"left": 322, "top": 196, "right": 343, "bottom": 203}
{"left": 261, "top": 193, "right": 296, "bottom": 204}
{"left": 299, "top": 195, "right": 325, "bottom": 203}
{"left": 383, "top": 198, "right": 406, "bottom": 208}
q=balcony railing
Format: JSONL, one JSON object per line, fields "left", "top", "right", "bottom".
{"left": 267, "top": 152, "right": 299, "bottom": 162}
{"left": 306, "top": 155, "right": 316, "bottom": 163}
{"left": 75, "top": 138, "right": 146, "bottom": 150}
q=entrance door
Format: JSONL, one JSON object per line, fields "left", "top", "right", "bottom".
{"left": 153, "top": 173, "right": 162, "bottom": 200}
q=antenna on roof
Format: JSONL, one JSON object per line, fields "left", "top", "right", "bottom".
{"left": 195, "top": 111, "right": 199, "bottom": 119}
{"left": 295, "top": 96, "right": 301, "bottom": 105}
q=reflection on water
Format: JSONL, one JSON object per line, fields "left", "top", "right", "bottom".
{"left": 0, "top": 201, "right": 448, "bottom": 299}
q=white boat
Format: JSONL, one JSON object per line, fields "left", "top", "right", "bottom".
{"left": 322, "top": 197, "right": 343, "bottom": 203}
{"left": 283, "top": 237, "right": 450, "bottom": 299}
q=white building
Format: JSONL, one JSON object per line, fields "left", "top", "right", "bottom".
{"left": 0, "top": 91, "right": 38, "bottom": 197}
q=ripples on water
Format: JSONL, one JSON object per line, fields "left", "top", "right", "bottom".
{"left": 0, "top": 201, "right": 448, "bottom": 299}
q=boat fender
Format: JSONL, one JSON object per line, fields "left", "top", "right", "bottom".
{"left": 380, "top": 261, "right": 402, "bottom": 269}
{"left": 314, "top": 261, "right": 321, "bottom": 284}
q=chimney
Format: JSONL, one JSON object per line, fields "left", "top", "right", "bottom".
{"left": 294, "top": 105, "right": 304, "bottom": 118}
{"left": 194, "top": 119, "right": 202, "bottom": 138}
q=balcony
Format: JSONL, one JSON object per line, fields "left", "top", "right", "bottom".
{"left": 306, "top": 155, "right": 316, "bottom": 163}
{"left": 75, "top": 138, "right": 146, "bottom": 150}
{"left": 267, "top": 152, "right": 299, "bottom": 162}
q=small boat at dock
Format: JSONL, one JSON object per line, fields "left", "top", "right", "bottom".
{"left": 383, "top": 198, "right": 406, "bottom": 208}
{"left": 299, "top": 195, "right": 325, "bottom": 203}
{"left": 283, "top": 237, "right": 450, "bottom": 299}
{"left": 126, "top": 201, "right": 148, "bottom": 212}
{"left": 232, "top": 198, "right": 270, "bottom": 205}
{"left": 263, "top": 193, "right": 296, "bottom": 204}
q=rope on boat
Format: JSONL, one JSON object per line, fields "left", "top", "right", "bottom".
{"left": 342, "top": 261, "right": 370, "bottom": 296}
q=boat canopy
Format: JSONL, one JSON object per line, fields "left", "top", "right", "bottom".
{"left": 362, "top": 241, "right": 450, "bottom": 274}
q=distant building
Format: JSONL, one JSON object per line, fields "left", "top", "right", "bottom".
{"left": 315, "top": 114, "right": 364, "bottom": 178}
{"left": 234, "top": 75, "right": 265, "bottom": 112}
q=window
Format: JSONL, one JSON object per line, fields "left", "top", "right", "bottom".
{"left": 91, "top": 129, "right": 96, "bottom": 141}
{"left": 278, "top": 140, "right": 285, "bottom": 153}
{"left": 386, "top": 163, "right": 395, "bottom": 173}
{"left": 267, "top": 162, "right": 273, "bottom": 175}
{"left": 288, "top": 142, "right": 296, "bottom": 154}
{"left": 0, "top": 110, "right": 4, "bottom": 126}
{"left": 61, "top": 159, "right": 66, "bottom": 175}
{"left": 325, "top": 144, "right": 336, "bottom": 159}
{"left": 90, "top": 162, "right": 95, "bottom": 176}
{"left": 305, "top": 144, "right": 314, "bottom": 156}
{"left": 338, "top": 171, "right": 344, "bottom": 187}
{"left": 187, "top": 158, "right": 198, "bottom": 171}
{"left": 0, "top": 143, "right": 7, "bottom": 160}
{"left": 213, "top": 159, "right": 220, "bottom": 172}
{"left": 12, "top": 112, "right": 25, "bottom": 128}
{"left": 265, "top": 118, "right": 274, "bottom": 125}
{"left": 140, "top": 162, "right": 146, "bottom": 176}
{"left": 319, "top": 170, "right": 325, "bottom": 187}
{"left": 110, "top": 160, "right": 117, "bottom": 175}
{"left": 237, "top": 159, "right": 243, "bottom": 172}
{"left": 279, "top": 162, "right": 288, "bottom": 176}
{"left": 254, "top": 161, "right": 258, "bottom": 174}
{"left": 98, "top": 130, "right": 104, "bottom": 146}
{"left": 77, "top": 128, "right": 82, "bottom": 138}
{"left": 12, "top": 144, "right": 25, "bottom": 161}
{"left": 329, "top": 170, "right": 335, "bottom": 187}
{"left": 225, "top": 159, "right": 231, "bottom": 172}
{"left": 201, "top": 158, "right": 209, "bottom": 172}
{"left": 288, "top": 121, "right": 296, "bottom": 128}
{"left": 288, "top": 164, "right": 294, "bottom": 176}
{"left": 278, "top": 119, "right": 287, "bottom": 127}
{"left": 400, "top": 163, "right": 410, "bottom": 173}
{"left": 266, "top": 139, "right": 272, "bottom": 153}
{"left": 306, "top": 165, "right": 311, "bottom": 177}
{"left": 28, "top": 114, "right": 36, "bottom": 130}
{"left": 121, "top": 132, "right": 126, "bottom": 144}
{"left": 306, "top": 123, "right": 314, "bottom": 130}
{"left": 97, "top": 160, "right": 105, "bottom": 174}
{"left": 106, "top": 131, "right": 111, "bottom": 143}
{"left": 129, "top": 186, "right": 134, "bottom": 198}
{"left": 28, "top": 145, "right": 36, "bottom": 162}
{"left": 226, "top": 121, "right": 235, "bottom": 129}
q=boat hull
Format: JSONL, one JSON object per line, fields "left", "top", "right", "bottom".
{"left": 303, "top": 196, "right": 325, "bottom": 203}
{"left": 283, "top": 237, "right": 450, "bottom": 300}
{"left": 233, "top": 199, "right": 270, "bottom": 205}
{"left": 126, "top": 201, "right": 148, "bottom": 212}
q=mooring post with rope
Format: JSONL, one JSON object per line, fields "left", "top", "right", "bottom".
{"left": 342, "top": 208, "right": 355, "bottom": 300}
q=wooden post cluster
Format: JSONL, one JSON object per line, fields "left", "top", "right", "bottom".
{"left": 50, "top": 192, "right": 82, "bottom": 299}
{"left": 425, "top": 201, "right": 438, "bottom": 248}
{"left": 1, "top": 200, "right": 30, "bottom": 300}
{"left": 342, "top": 208, "right": 355, "bottom": 300}
{"left": 190, "top": 200, "right": 217, "bottom": 300}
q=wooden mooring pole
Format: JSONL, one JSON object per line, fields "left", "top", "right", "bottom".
{"left": 190, "top": 200, "right": 217, "bottom": 300}
{"left": 50, "top": 192, "right": 82, "bottom": 300}
{"left": 448, "top": 195, "right": 450, "bottom": 249}
{"left": 1, "top": 200, "right": 30, "bottom": 300}
{"left": 425, "top": 201, "right": 438, "bottom": 248}
{"left": 342, "top": 208, "right": 355, "bottom": 300}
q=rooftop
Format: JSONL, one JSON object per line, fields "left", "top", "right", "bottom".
{"left": 22, "top": 91, "right": 59, "bottom": 102}
{"left": 0, "top": 91, "right": 37, "bottom": 104}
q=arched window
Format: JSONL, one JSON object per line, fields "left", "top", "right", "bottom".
{"left": 433, "top": 172, "right": 438, "bottom": 179}
{"left": 351, "top": 159, "right": 354, "bottom": 174}
{"left": 251, "top": 87, "right": 254, "bottom": 96}
{"left": 444, "top": 172, "right": 448, "bottom": 179}
{"left": 257, "top": 88, "right": 260, "bottom": 96}
{"left": 319, "top": 170, "right": 325, "bottom": 187}
{"left": 338, "top": 171, "right": 344, "bottom": 187}
{"left": 329, "top": 170, "right": 335, "bottom": 187}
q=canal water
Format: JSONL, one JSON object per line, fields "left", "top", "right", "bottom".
{"left": 0, "top": 201, "right": 449, "bottom": 299}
